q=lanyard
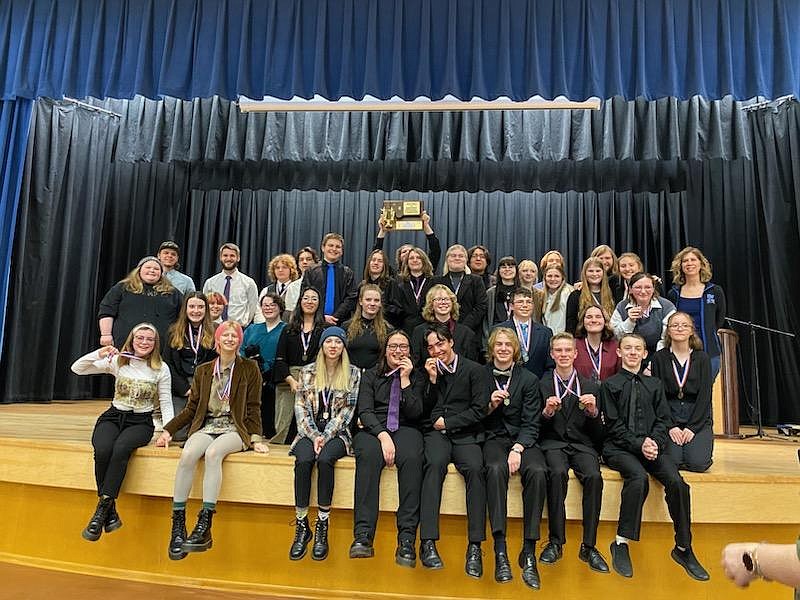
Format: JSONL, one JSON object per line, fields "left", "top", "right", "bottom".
{"left": 584, "top": 338, "right": 602, "bottom": 378}
{"left": 672, "top": 352, "right": 692, "bottom": 399}
{"left": 514, "top": 319, "right": 531, "bottom": 354}
{"left": 320, "top": 387, "right": 333, "bottom": 420}
{"left": 300, "top": 329, "right": 313, "bottom": 361}
{"left": 554, "top": 370, "right": 580, "bottom": 401}
{"left": 437, "top": 355, "right": 459, "bottom": 374}
{"left": 214, "top": 358, "right": 234, "bottom": 402}
{"left": 188, "top": 325, "right": 202, "bottom": 356}
{"left": 410, "top": 277, "right": 427, "bottom": 305}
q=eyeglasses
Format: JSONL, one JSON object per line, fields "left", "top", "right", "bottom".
{"left": 668, "top": 323, "right": 692, "bottom": 330}
{"left": 432, "top": 297, "right": 452, "bottom": 303}
{"left": 133, "top": 335, "right": 156, "bottom": 343}
{"left": 387, "top": 343, "right": 410, "bottom": 351}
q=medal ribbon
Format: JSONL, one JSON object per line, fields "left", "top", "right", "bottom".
{"left": 410, "top": 277, "right": 427, "bottom": 305}
{"left": 437, "top": 355, "right": 459, "bottom": 374}
{"left": 188, "top": 325, "right": 202, "bottom": 356}
{"left": 585, "top": 338, "right": 602, "bottom": 378}
{"left": 672, "top": 353, "right": 691, "bottom": 395}
{"left": 214, "top": 358, "right": 234, "bottom": 402}
{"left": 514, "top": 319, "right": 531, "bottom": 355}
{"left": 300, "top": 329, "right": 312, "bottom": 357}
{"left": 320, "top": 387, "right": 332, "bottom": 418}
{"left": 554, "top": 370, "right": 581, "bottom": 401}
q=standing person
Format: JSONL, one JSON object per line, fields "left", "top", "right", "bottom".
{"left": 482, "top": 328, "right": 547, "bottom": 589}
{"left": 613, "top": 252, "right": 645, "bottom": 303}
{"left": 386, "top": 247, "right": 436, "bottom": 335}
{"left": 350, "top": 331, "right": 425, "bottom": 565}
{"left": 494, "top": 288, "right": 554, "bottom": 379}
{"left": 158, "top": 241, "right": 196, "bottom": 294}
{"left": 535, "top": 251, "right": 566, "bottom": 291}
{"left": 373, "top": 210, "right": 442, "bottom": 273}
{"left": 284, "top": 246, "right": 319, "bottom": 315}
{"left": 468, "top": 245, "right": 496, "bottom": 289}
{"left": 667, "top": 247, "right": 727, "bottom": 381}
{"left": 202, "top": 243, "right": 259, "bottom": 327}
{"left": 432, "top": 244, "right": 488, "bottom": 334}
{"left": 71, "top": 323, "right": 173, "bottom": 542}
{"left": 565, "top": 257, "right": 615, "bottom": 335}
{"left": 98, "top": 256, "right": 183, "bottom": 350}
{"left": 602, "top": 334, "right": 709, "bottom": 582}
{"left": 205, "top": 292, "right": 227, "bottom": 326}
{"left": 242, "top": 293, "right": 287, "bottom": 439}
{"left": 272, "top": 287, "right": 326, "bottom": 444}
{"left": 574, "top": 306, "right": 620, "bottom": 383}
{"left": 289, "top": 327, "right": 361, "bottom": 561}
{"left": 303, "top": 233, "right": 359, "bottom": 326}
{"left": 344, "top": 284, "right": 392, "bottom": 371}
{"left": 611, "top": 272, "right": 676, "bottom": 370}
{"left": 410, "top": 284, "right": 479, "bottom": 364}
{"left": 650, "top": 312, "right": 713, "bottom": 472}
{"left": 156, "top": 321, "right": 268, "bottom": 560}
{"left": 484, "top": 256, "right": 519, "bottom": 336}
{"left": 254, "top": 254, "right": 298, "bottom": 323}
{"left": 541, "top": 265, "right": 574, "bottom": 335}
{"left": 518, "top": 259, "right": 546, "bottom": 320}
{"left": 362, "top": 249, "right": 393, "bottom": 297}
{"left": 591, "top": 244, "right": 619, "bottom": 280}
{"left": 163, "top": 292, "right": 218, "bottom": 441}
{"left": 418, "top": 324, "right": 488, "bottom": 578}
{"left": 538, "top": 333, "right": 609, "bottom": 574}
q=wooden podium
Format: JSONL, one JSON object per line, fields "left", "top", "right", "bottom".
{"left": 713, "top": 328, "right": 740, "bottom": 437}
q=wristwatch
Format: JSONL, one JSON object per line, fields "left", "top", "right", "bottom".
{"left": 742, "top": 551, "right": 754, "bottom": 573}
{"left": 510, "top": 447, "right": 523, "bottom": 455}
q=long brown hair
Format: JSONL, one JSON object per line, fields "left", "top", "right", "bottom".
{"left": 346, "top": 284, "right": 390, "bottom": 346}
{"left": 574, "top": 305, "right": 615, "bottom": 341}
{"left": 578, "top": 257, "right": 615, "bottom": 317}
{"left": 168, "top": 292, "right": 215, "bottom": 349}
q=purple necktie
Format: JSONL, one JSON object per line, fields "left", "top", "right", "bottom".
{"left": 386, "top": 372, "right": 401, "bottom": 432}
{"left": 222, "top": 275, "right": 231, "bottom": 321}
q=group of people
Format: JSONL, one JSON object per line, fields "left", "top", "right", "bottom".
{"left": 71, "top": 216, "right": 729, "bottom": 589}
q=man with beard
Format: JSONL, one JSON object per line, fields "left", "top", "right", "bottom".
{"left": 202, "top": 243, "right": 259, "bottom": 327}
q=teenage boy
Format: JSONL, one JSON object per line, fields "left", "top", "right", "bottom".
{"left": 601, "top": 333, "right": 709, "bottom": 581}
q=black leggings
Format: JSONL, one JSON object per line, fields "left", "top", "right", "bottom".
{"left": 292, "top": 436, "right": 347, "bottom": 508}
{"left": 91, "top": 406, "right": 154, "bottom": 498}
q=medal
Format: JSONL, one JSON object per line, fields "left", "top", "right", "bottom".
{"left": 585, "top": 338, "right": 602, "bottom": 381}
{"left": 554, "top": 370, "right": 581, "bottom": 410}
{"left": 213, "top": 358, "right": 234, "bottom": 403}
{"left": 300, "top": 329, "right": 312, "bottom": 363}
{"left": 671, "top": 352, "right": 691, "bottom": 401}
{"left": 320, "top": 387, "right": 332, "bottom": 422}
{"left": 493, "top": 368, "right": 512, "bottom": 405}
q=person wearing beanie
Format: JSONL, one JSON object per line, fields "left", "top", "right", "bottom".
{"left": 158, "top": 240, "right": 196, "bottom": 294}
{"left": 288, "top": 325, "right": 361, "bottom": 562}
{"left": 156, "top": 320, "right": 267, "bottom": 560}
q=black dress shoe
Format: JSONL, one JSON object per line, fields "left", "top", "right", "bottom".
{"left": 349, "top": 537, "right": 374, "bottom": 559}
{"left": 539, "top": 541, "right": 563, "bottom": 564}
{"left": 494, "top": 551, "right": 512, "bottom": 583}
{"left": 671, "top": 546, "right": 710, "bottom": 581}
{"left": 518, "top": 550, "right": 540, "bottom": 590}
{"left": 420, "top": 540, "right": 443, "bottom": 569}
{"left": 104, "top": 499, "right": 122, "bottom": 533}
{"left": 395, "top": 539, "right": 416, "bottom": 568}
{"left": 465, "top": 543, "right": 483, "bottom": 579}
{"left": 579, "top": 544, "right": 610, "bottom": 573}
{"left": 610, "top": 542, "right": 633, "bottom": 578}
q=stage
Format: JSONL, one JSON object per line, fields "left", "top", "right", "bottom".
{"left": 1, "top": 400, "right": 798, "bottom": 599}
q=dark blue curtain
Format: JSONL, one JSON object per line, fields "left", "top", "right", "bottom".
{"left": 3, "top": 0, "right": 799, "bottom": 103}
{"left": 0, "top": 98, "right": 33, "bottom": 356}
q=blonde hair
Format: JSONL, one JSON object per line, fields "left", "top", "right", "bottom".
{"left": 119, "top": 323, "right": 162, "bottom": 369}
{"left": 517, "top": 259, "right": 539, "bottom": 285}
{"left": 268, "top": 254, "right": 299, "bottom": 282}
{"left": 442, "top": 244, "right": 469, "bottom": 275}
{"left": 486, "top": 327, "right": 521, "bottom": 363}
{"left": 422, "top": 284, "right": 460, "bottom": 322}
{"left": 670, "top": 246, "right": 713, "bottom": 285}
{"left": 590, "top": 244, "right": 619, "bottom": 276}
{"left": 539, "top": 250, "right": 564, "bottom": 273}
{"left": 663, "top": 311, "right": 704, "bottom": 350}
{"left": 578, "top": 257, "right": 615, "bottom": 317}
{"left": 120, "top": 262, "right": 174, "bottom": 295}
{"left": 314, "top": 343, "right": 353, "bottom": 392}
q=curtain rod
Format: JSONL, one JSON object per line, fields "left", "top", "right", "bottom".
{"left": 62, "top": 97, "right": 122, "bottom": 118}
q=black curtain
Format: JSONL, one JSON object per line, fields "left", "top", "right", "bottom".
{"left": 3, "top": 95, "right": 800, "bottom": 426}
{"left": 0, "top": 99, "right": 119, "bottom": 401}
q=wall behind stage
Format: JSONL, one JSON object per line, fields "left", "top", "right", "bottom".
{"left": 1, "top": 96, "right": 798, "bottom": 426}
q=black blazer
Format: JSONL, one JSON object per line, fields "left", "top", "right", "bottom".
{"left": 493, "top": 319, "right": 554, "bottom": 379}
{"left": 303, "top": 261, "right": 359, "bottom": 323}
{"left": 482, "top": 363, "right": 542, "bottom": 448}
{"left": 386, "top": 276, "right": 437, "bottom": 334}
{"left": 410, "top": 321, "right": 479, "bottom": 366}
{"left": 423, "top": 356, "right": 487, "bottom": 444}
{"left": 431, "top": 273, "right": 488, "bottom": 333}
{"left": 539, "top": 371, "right": 604, "bottom": 456}
{"left": 357, "top": 366, "right": 425, "bottom": 436}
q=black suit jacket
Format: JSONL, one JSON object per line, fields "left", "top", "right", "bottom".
{"left": 482, "top": 363, "right": 542, "bottom": 448}
{"left": 539, "top": 371, "right": 604, "bottom": 456}
{"left": 357, "top": 366, "right": 425, "bottom": 436}
{"left": 493, "top": 319, "right": 555, "bottom": 379}
{"left": 410, "top": 321, "right": 479, "bottom": 366}
{"left": 386, "top": 276, "right": 437, "bottom": 334}
{"left": 431, "top": 273, "right": 487, "bottom": 333}
{"left": 303, "top": 261, "right": 359, "bottom": 323}
{"left": 423, "top": 356, "right": 487, "bottom": 444}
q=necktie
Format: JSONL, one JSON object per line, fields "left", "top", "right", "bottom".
{"left": 492, "top": 368, "right": 513, "bottom": 377}
{"left": 222, "top": 275, "right": 231, "bottom": 321}
{"left": 324, "top": 263, "right": 335, "bottom": 315}
{"left": 386, "top": 372, "right": 401, "bottom": 432}
{"left": 520, "top": 323, "right": 529, "bottom": 347}
{"left": 278, "top": 282, "right": 285, "bottom": 296}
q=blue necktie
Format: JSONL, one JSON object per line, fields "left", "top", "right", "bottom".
{"left": 324, "top": 263, "right": 335, "bottom": 315}
{"left": 520, "top": 323, "right": 529, "bottom": 347}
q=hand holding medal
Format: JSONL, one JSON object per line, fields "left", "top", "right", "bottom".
{"left": 543, "top": 395, "right": 561, "bottom": 417}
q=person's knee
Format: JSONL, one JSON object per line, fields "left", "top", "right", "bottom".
{"left": 484, "top": 458, "right": 509, "bottom": 483}
{"left": 626, "top": 472, "right": 649, "bottom": 495}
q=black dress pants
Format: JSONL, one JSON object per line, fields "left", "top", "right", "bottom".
{"left": 292, "top": 436, "right": 347, "bottom": 508}
{"left": 605, "top": 451, "right": 692, "bottom": 548}
{"left": 543, "top": 447, "right": 603, "bottom": 546}
{"left": 420, "top": 430, "right": 486, "bottom": 543}
{"left": 352, "top": 427, "right": 424, "bottom": 543}
{"left": 483, "top": 437, "right": 547, "bottom": 541}
{"left": 91, "top": 406, "right": 154, "bottom": 498}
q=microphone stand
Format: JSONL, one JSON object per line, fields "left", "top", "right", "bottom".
{"left": 727, "top": 317, "right": 796, "bottom": 440}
